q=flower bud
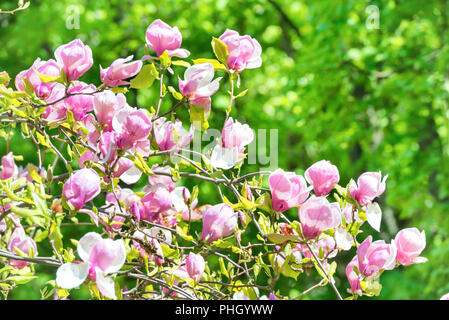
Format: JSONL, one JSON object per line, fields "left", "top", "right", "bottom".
{"left": 185, "top": 252, "right": 205, "bottom": 283}
{"left": 62, "top": 168, "right": 101, "bottom": 211}
{"left": 201, "top": 203, "right": 237, "bottom": 242}
{"left": 304, "top": 160, "right": 340, "bottom": 196}
{"left": 349, "top": 172, "right": 388, "bottom": 206}
{"left": 394, "top": 228, "right": 427, "bottom": 266}
{"left": 357, "top": 236, "right": 397, "bottom": 277}
{"left": 55, "top": 39, "right": 93, "bottom": 81}
{"left": 145, "top": 19, "right": 190, "bottom": 58}
{"left": 269, "top": 168, "right": 310, "bottom": 212}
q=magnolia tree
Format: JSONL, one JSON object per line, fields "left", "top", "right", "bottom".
{"left": 0, "top": 17, "right": 429, "bottom": 300}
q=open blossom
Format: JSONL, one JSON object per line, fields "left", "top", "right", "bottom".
{"left": 140, "top": 185, "right": 172, "bottom": 222}
{"left": 178, "top": 63, "right": 222, "bottom": 115}
{"left": 394, "top": 228, "right": 427, "bottom": 266}
{"left": 93, "top": 91, "right": 128, "bottom": 130}
{"left": 0, "top": 152, "right": 18, "bottom": 180}
{"left": 185, "top": 252, "right": 205, "bottom": 283}
{"left": 221, "top": 117, "right": 254, "bottom": 153}
{"left": 219, "top": 29, "right": 262, "bottom": 73}
{"left": 145, "top": 19, "right": 190, "bottom": 58}
{"left": 15, "top": 58, "right": 61, "bottom": 100}
{"left": 299, "top": 196, "right": 342, "bottom": 239}
{"left": 350, "top": 172, "right": 388, "bottom": 206}
{"left": 201, "top": 203, "right": 237, "bottom": 242}
{"left": 55, "top": 39, "right": 93, "bottom": 81}
{"left": 8, "top": 227, "right": 38, "bottom": 269}
{"left": 269, "top": 169, "right": 310, "bottom": 213}
{"left": 153, "top": 117, "right": 194, "bottom": 151}
{"left": 62, "top": 168, "right": 101, "bottom": 210}
{"left": 113, "top": 108, "right": 152, "bottom": 155}
{"left": 56, "top": 232, "right": 126, "bottom": 299}
{"left": 100, "top": 55, "right": 142, "bottom": 87}
{"left": 357, "top": 236, "right": 397, "bottom": 277}
{"left": 346, "top": 256, "right": 362, "bottom": 295}
{"left": 210, "top": 117, "right": 254, "bottom": 170}
{"left": 305, "top": 160, "right": 339, "bottom": 196}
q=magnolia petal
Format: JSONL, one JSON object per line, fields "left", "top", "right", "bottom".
{"left": 103, "top": 239, "right": 126, "bottom": 274}
{"left": 78, "top": 209, "right": 99, "bottom": 227}
{"left": 210, "top": 145, "right": 239, "bottom": 170}
{"left": 366, "top": 202, "right": 382, "bottom": 232}
{"left": 56, "top": 262, "right": 90, "bottom": 289}
{"left": 77, "top": 232, "right": 102, "bottom": 262}
{"left": 119, "top": 164, "right": 142, "bottom": 185}
{"left": 95, "top": 268, "right": 117, "bottom": 300}
{"left": 167, "top": 48, "right": 190, "bottom": 58}
{"left": 413, "top": 256, "right": 428, "bottom": 264}
{"left": 335, "top": 228, "right": 353, "bottom": 251}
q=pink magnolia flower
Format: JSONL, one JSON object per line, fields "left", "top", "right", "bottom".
{"left": 221, "top": 117, "right": 254, "bottom": 153}
{"left": 8, "top": 227, "right": 38, "bottom": 269}
{"left": 0, "top": 152, "right": 18, "bottom": 180}
{"left": 140, "top": 186, "right": 172, "bottom": 222}
{"left": 394, "top": 228, "right": 427, "bottom": 266}
{"left": 298, "top": 196, "right": 342, "bottom": 239}
{"left": 54, "top": 39, "right": 93, "bottom": 81}
{"left": 178, "top": 63, "right": 222, "bottom": 115}
{"left": 346, "top": 256, "right": 362, "bottom": 295}
{"left": 210, "top": 118, "right": 254, "bottom": 169}
{"left": 201, "top": 203, "right": 237, "bottom": 242}
{"left": 100, "top": 55, "right": 142, "bottom": 87}
{"left": 62, "top": 168, "right": 101, "bottom": 211}
{"left": 357, "top": 236, "right": 397, "bottom": 277}
{"left": 219, "top": 29, "right": 262, "bottom": 73}
{"left": 15, "top": 58, "right": 61, "bottom": 100}
{"left": 153, "top": 117, "right": 194, "bottom": 151}
{"left": 304, "top": 160, "right": 340, "bottom": 196}
{"left": 268, "top": 169, "right": 310, "bottom": 213}
{"left": 93, "top": 91, "right": 127, "bottom": 130}
{"left": 113, "top": 108, "right": 152, "bottom": 156}
{"left": 349, "top": 172, "right": 388, "bottom": 206}
{"left": 185, "top": 252, "right": 205, "bottom": 283}
{"left": 145, "top": 19, "right": 190, "bottom": 58}
{"left": 56, "top": 232, "right": 126, "bottom": 299}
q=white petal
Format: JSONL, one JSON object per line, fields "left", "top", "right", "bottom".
{"left": 335, "top": 228, "right": 353, "bottom": 251}
{"left": 167, "top": 48, "right": 190, "bottom": 58}
{"left": 366, "top": 202, "right": 382, "bottom": 232}
{"left": 413, "top": 257, "right": 428, "bottom": 264}
{"left": 78, "top": 232, "right": 102, "bottom": 262}
{"left": 103, "top": 239, "right": 126, "bottom": 274}
{"left": 210, "top": 145, "right": 239, "bottom": 170}
{"left": 95, "top": 268, "right": 117, "bottom": 300}
{"left": 120, "top": 164, "right": 142, "bottom": 185}
{"left": 56, "top": 262, "right": 90, "bottom": 289}
{"left": 196, "top": 77, "right": 222, "bottom": 97}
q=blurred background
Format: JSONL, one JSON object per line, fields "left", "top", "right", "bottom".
{"left": 1, "top": 0, "right": 449, "bottom": 299}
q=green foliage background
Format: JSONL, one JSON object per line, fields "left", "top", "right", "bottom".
{"left": 1, "top": 0, "right": 448, "bottom": 299}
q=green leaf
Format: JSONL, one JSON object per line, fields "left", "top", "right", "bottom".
{"left": 190, "top": 105, "right": 209, "bottom": 132}
{"left": 167, "top": 86, "right": 183, "bottom": 100}
{"left": 130, "top": 64, "right": 157, "bottom": 89}
{"left": 192, "top": 58, "right": 226, "bottom": 71}
{"left": 211, "top": 37, "right": 229, "bottom": 65}
{"left": 160, "top": 51, "right": 171, "bottom": 68}
{"left": 267, "top": 233, "right": 300, "bottom": 244}
{"left": 171, "top": 60, "right": 191, "bottom": 68}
